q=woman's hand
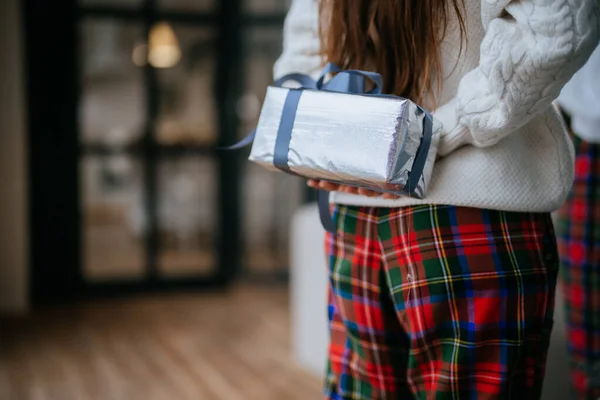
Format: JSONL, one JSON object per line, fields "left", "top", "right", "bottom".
{"left": 307, "top": 179, "right": 401, "bottom": 199}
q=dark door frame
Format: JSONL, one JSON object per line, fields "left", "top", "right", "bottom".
{"left": 22, "top": 0, "right": 286, "bottom": 305}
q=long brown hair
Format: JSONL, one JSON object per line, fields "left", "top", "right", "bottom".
{"left": 319, "top": 0, "right": 465, "bottom": 108}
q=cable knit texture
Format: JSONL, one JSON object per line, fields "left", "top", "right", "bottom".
{"left": 274, "top": 0, "right": 600, "bottom": 212}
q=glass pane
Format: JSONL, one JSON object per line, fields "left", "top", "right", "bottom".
{"left": 157, "top": 0, "right": 214, "bottom": 11}
{"left": 240, "top": 27, "right": 302, "bottom": 273}
{"left": 80, "top": 19, "right": 146, "bottom": 147}
{"left": 154, "top": 25, "right": 217, "bottom": 146}
{"left": 158, "top": 157, "right": 216, "bottom": 277}
{"left": 244, "top": 0, "right": 291, "bottom": 12}
{"left": 80, "top": 0, "right": 142, "bottom": 7}
{"left": 237, "top": 27, "right": 283, "bottom": 139}
{"left": 243, "top": 165, "right": 303, "bottom": 272}
{"left": 82, "top": 156, "right": 146, "bottom": 281}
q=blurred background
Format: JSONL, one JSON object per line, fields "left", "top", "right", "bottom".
{"left": 0, "top": 0, "right": 323, "bottom": 399}
{"left": 0, "top": 0, "right": 574, "bottom": 399}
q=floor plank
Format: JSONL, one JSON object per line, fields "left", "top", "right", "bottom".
{"left": 0, "top": 285, "right": 322, "bottom": 400}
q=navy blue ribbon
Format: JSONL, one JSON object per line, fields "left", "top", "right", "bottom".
{"left": 405, "top": 107, "right": 433, "bottom": 195}
{"left": 221, "top": 63, "right": 433, "bottom": 235}
{"left": 273, "top": 89, "right": 303, "bottom": 172}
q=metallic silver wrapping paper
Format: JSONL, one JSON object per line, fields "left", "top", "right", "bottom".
{"left": 248, "top": 86, "right": 441, "bottom": 199}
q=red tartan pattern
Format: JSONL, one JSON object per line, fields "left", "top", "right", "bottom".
{"left": 556, "top": 135, "right": 600, "bottom": 400}
{"left": 324, "top": 205, "right": 558, "bottom": 399}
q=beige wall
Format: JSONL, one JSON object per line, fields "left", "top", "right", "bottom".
{"left": 0, "top": 0, "right": 29, "bottom": 314}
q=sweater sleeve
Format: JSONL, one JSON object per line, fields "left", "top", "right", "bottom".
{"left": 272, "top": 0, "right": 322, "bottom": 80}
{"left": 435, "top": 0, "right": 600, "bottom": 156}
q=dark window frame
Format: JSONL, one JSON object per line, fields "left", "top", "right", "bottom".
{"left": 23, "top": 0, "right": 287, "bottom": 305}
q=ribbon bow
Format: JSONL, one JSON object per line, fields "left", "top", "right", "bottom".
{"left": 223, "top": 63, "right": 383, "bottom": 151}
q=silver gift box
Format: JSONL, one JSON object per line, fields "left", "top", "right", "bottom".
{"left": 248, "top": 86, "right": 441, "bottom": 199}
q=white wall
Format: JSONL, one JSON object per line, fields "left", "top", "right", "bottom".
{"left": 0, "top": 0, "right": 29, "bottom": 314}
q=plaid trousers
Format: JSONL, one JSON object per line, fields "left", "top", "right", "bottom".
{"left": 556, "top": 135, "right": 600, "bottom": 400}
{"left": 324, "top": 205, "right": 558, "bottom": 399}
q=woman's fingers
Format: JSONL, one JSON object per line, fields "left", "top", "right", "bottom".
{"left": 307, "top": 179, "right": 340, "bottom": 191}
{"left": 307, "top": 180, "right": 400, "bottom": 199}
{"left": 318, "top": 181, "right": 341, "bottom": 191}
{"left": 307, "top": 179, "right": 319, "bottom": 188}
{"left": 357, "top": 188, "right": 379, "bottom": 197}
{"left": 307, "top": 179, "right": 338, "bottom": 190}
{"left": 341, "top": 185, "right": 359, "bottom": 194}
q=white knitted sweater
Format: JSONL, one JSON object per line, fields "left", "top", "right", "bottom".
{"left": 274, "top": 0, "right": 600, "bottom": 212}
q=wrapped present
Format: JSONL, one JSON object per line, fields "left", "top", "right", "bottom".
{"left": 224, "top": 63, "right": 441, "bottom": 232}
{"left": 249, "top": 86, "right": 440, "bottom": 199}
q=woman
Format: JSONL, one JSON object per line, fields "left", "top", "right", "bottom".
{"left": 556, "top": 45, "right": 600, "bottom": 400}
{"left": 274, "top": 0, "right": 599, "bottom": 398}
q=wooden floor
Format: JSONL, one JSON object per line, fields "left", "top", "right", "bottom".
{"left": 0, "top": 285, "right": 322, "bottom": 400}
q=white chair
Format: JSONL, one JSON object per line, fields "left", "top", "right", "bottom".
{"left": 289, "top": 203, "right": 329, "bottom": 376}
